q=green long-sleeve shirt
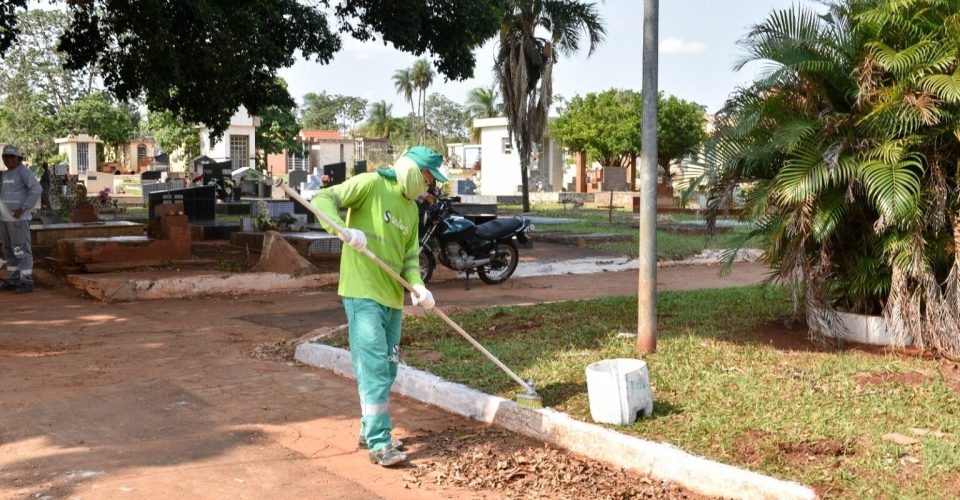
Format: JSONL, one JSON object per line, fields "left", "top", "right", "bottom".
{"left": 311, "top": 172, "right": 424, "bottom": 309}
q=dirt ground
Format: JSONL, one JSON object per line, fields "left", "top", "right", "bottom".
{"left": 0, "top": 242, "right": 764, "bottom": 499}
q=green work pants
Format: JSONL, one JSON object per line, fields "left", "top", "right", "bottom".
{"left": 343, "top": 297, "right": 402, "bottom": 452}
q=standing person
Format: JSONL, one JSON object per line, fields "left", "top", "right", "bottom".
{"left": 1, "top": 145, "right": 42, "bottom": 293}
{"left": 311, "top": 146, "right": 447, "bottom": 467}
{"left": 39, "top": 162, "right": 52, "bottom": 223}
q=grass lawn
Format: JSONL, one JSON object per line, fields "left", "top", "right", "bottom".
{"left": 498, "top": 203, "right": 753, "bottom": 259}
{"left": 321, "top": 286, "right": 960, "bottom": 498}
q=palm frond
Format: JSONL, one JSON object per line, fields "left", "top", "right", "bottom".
{"left": 920, "top": 69, "right": 960, "bottom": 104}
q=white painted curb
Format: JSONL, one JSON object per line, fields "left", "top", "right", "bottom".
{"left": 295, "top": 342, "right": 817, "bottom": 500}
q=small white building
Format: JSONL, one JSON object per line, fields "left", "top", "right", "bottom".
{"left": 198, "top": 105, "right": 260, "bottom": 172}
{"left": 473, "top": 117, "right": 563, "bottom": 196}
{"left": 301, "top": 129, "right": 355, "bottom": 172}
{"left": 55, "top": 133, "right": 102, "bottom": 175}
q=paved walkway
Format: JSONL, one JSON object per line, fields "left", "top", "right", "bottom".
{"left": 0, "top": 259, "right": 766, "bottom": 498}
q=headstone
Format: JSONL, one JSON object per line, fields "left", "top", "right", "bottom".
{"left": 71, "top": 184, "right": 97, "bottom": 223}
{"left": 600, "top": 166, "right": 629, "bottom": 192}
{"left": 323, "top": 162, "right": 346, "bottom": 186}
{"left": 148, "top": 185, "right": 216, "bottom": 221}
{"left": 190, "top": 155, "right": 214, "bottom": 173}
{"left": 288, "top": 169, "right": 308, "bottom": 193}
{"left": 354, "top": 160, "right": 367, "bottom": 176}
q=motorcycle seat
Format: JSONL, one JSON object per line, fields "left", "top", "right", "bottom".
{"left": 475, "top": 217, "right": 523, "bottom": 239}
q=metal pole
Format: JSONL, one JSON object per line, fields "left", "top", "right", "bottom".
{"left": 637, "top": 0, "right": 658, "bottom": 354}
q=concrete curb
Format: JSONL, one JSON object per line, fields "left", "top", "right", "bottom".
{"left": 295, "top": 342, "right": 816, "bottom": 500}
{"left": 68, "top": 272, "right": 339, "bottom": 302}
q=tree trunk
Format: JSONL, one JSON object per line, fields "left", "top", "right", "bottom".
{"left": 520, "top": 160, "right": 531, "bottom": 213}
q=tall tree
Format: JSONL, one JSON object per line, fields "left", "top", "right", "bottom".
{"left": 550, "top": 89, "right": 642, "bottom": 168}
{"left": 392, "top": 67, "right": 416, "bottom": 117}
{"left": 0, "top": 1, "right": 503, "bottom": 138}
{"left": 145, "top": 110, "right": 200, "bottom": 164}
{"left": 301, "top": 92, "right": 368, "bottom": 134}
{"left": 704, "top": 0, "right": 960, "bottom": 356}
{"left": 334, "top": 95, "right": 368, "bottom": 135}
{"left": 57, "top": 93, "right": 132, "bottom": 145}
{"left": 657, "top": 95, "right": 706, "bottom": 185}
{"left": 466, "top": 85, "right": 501, "bottom": 142}
{"left": 495, "top": 0, "right": 605, "bottom": 212}
{"left": 0, "top": 9, "right": 100, "bottom": 113}
{"left": 0, "top": 79, "right": 59, "bottom": 162}
{"left": 365, "top": 100, "right": 399, "bottom": 139}
{"left": 256, "top": 105, "right": 301, "bottom": 164}
{"left": 301, "top": 92, "right": 340, "bottom": 130}
{"left": 424, "top": 93, "right": 468, "bottom": 149}
{"left": 411, "top": 59, "right": 435, "bottom": 115}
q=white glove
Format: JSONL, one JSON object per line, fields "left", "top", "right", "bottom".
{"left": 341, "top": 228, "right": 367, "bottom": 251}
{"left": 411, "top": 284, "right": 435, "bottom": 310}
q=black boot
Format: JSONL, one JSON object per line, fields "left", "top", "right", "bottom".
{"left": 1, "top": 280, "right": 17, "bottom": 291}
{"left": 14, "top": 282, "right": 32, "bottom": 294}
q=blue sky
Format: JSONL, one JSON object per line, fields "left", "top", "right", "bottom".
{"left": 279, "top": 0, "right": 813, "bottom": 116}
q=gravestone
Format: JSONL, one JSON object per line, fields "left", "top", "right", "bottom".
{"left": 148, "top": 185, "right": 216, "bottom": 221}
{"left": 288, "top": 169, "right": 308, "bottom": 193}
{"left": 190, "top": 155, "right": 214, "bottom": 173}
{"left": 141, "top": 171, "right": 162, "bottom": 181}
{"left": 600, "top": 166, "right": 629, "bottom": 192}
{"left": 354, "top": 160, "right": 367, "bottom": 176}
{"left": 323, "top": 162, "right": 346, "bottom": 186}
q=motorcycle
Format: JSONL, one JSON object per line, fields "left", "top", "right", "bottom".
{"left": 417, "top": 189, "right": 533, "bottom": 287}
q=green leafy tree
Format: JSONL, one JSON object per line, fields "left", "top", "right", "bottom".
{"left": 301, "top": 92, "right": 340, "bottom": 130}
{"left": 364, "top": 100, "right": 401, "bottom": 139}
{"left": 0, "top": 9, "right": 100, "bottom": 113}
{"left": 1, "top": 1, "right": 502, "bottom": 139}
{"left": 145, "top": 110, "right": 200, "bottom": 164}
{"left": 551, "top": 90, "right": 706, "bottom": 185}
{"left": 334, "top": 95, "right": 368, "bottom": 135}
{"left": 0, "top": 80, "right": 59, "bottom": 162}
{"left": 0, "top": 8, "right": 101, "bottom": 162}
{"left": 466, "top": 85, "right": 501, "bottom": 142}
{"left": 495, "top": 0, "right": 606, "bottom": 212}
{"left": 550, "top": 89, "right": 642, "bottom": 168}
{"left": 301, "top": 92, "right": 367, "bottom": 133}
{"left": 657, "top": 95, "right": 706, "bottom": 185}
{"left": 704, "top": 0, "right": 960, "bottom": 356}
{"left": 424, "top": 93, "right": 468, "bottom": 149}
{"left": 57, "top": 93, "right": 132, "bottom": 146}
{"left": 256, "top": 105, "right": 301, "bottom": 165}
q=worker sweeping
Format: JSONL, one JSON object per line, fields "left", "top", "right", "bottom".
{"left": 311, "top": 146, "right": 447, "bottom": 467}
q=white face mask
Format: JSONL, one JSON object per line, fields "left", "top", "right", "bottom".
{"left": 394, "top": 157, "right": 427, "bottom": 201}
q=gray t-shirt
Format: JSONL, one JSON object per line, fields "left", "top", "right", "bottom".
{"left": 0, "top": 164, "right": 43, "bottom": 222}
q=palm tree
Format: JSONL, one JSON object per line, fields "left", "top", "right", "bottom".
{"left": 466, "top": 85, "right": 502, "bottom": 143}
{"left": 495, "top": 0, "right": 606, "bottom": 212}
{"left": 365, "top": 100, "right": 396, "bottom": 139}
{"left": 392, "top": 67, "right": 415, "bottom": 117}
{"left": 703, "top": 0, "right": 960, "bottom": 356}
{"left": 411, "top": 58, "right": 435, "bottom": 142}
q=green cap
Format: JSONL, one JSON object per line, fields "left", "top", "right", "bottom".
{"left": 404, "top": 146, "right": 447, "bottom": 183}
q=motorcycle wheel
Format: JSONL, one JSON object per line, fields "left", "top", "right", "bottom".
{"left": 419, "top": 250, "right": 436, "bottom": 284}
{"left": 478, "top": 240, "right": 519, "bottom": 285}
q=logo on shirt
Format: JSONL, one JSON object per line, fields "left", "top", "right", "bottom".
{"left": 383, "top": 210, "right": 410, "bottom": 236}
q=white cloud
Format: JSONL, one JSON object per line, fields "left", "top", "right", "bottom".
{"left": 660, "top": 38, "right": 706, "bottom": 54}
